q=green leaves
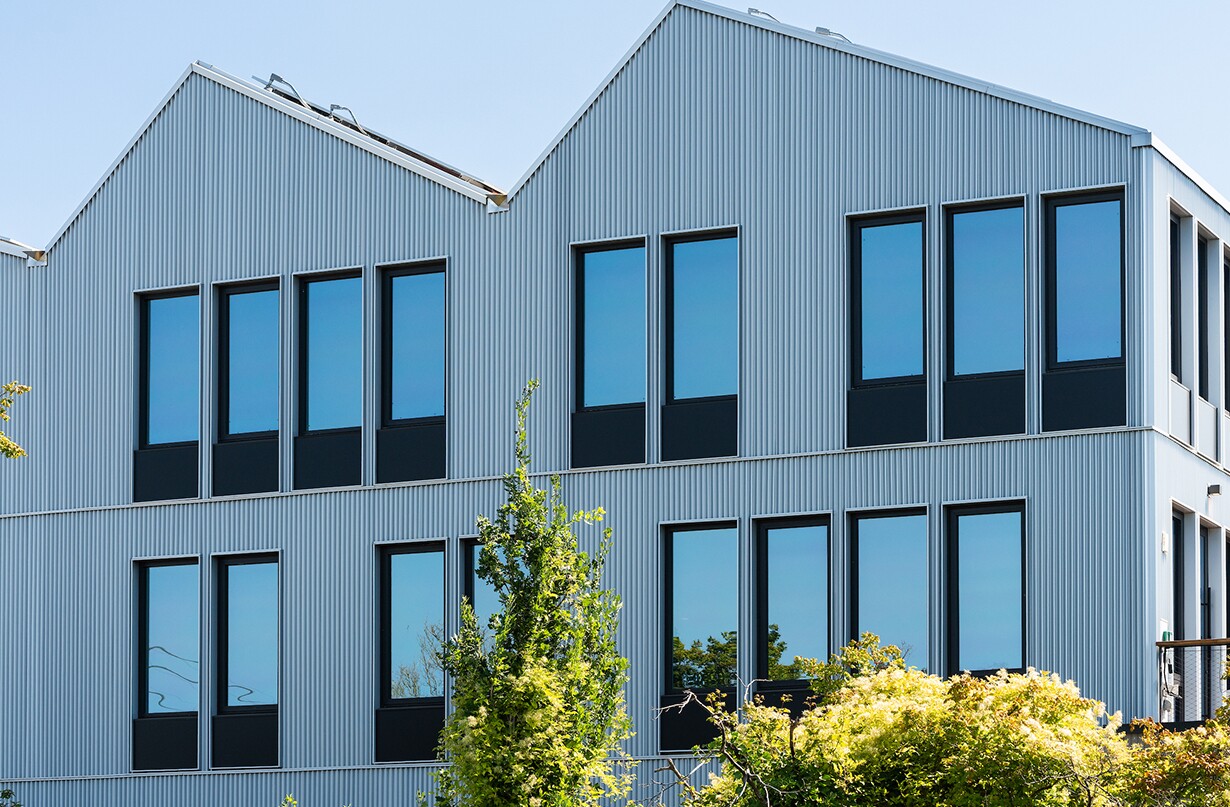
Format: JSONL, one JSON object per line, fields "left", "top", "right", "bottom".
{"left": 436, "top": 380, "right": 634, "bottom": 807}
{"left": 0, "top": 380, "right": 31, "bottom": 459}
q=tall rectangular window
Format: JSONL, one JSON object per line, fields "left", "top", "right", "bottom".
{"left": 134, "top": 558, "right": 200, "bottom": 771}
{"left": 851, "top": 511, "right": 928, "bottom": 669}
{"left": 135, "top": 290, "right": 200, "bottom": 503}
{"left": 666, "top": 524, "right": 738, "bottom": 691}
{"left": 381, "top": 545, "right": 445, "bottom": 703}
{"left": 946, "top": 504, "right": 1024, "bottom": 675}
{"left": 378, "top": 264, "right": 447, "bottom": 483}
{"left": 944, "top": 203, "right": 1025, "bottom": 438}
{"left": 757, "top": 518, "right": 828, "bottom": 683}
{"left": 215, "top": 283, "right": 280, "bottom": 496}
{"left": 662, "top": 233, "right": 738, "bottom": 461}
{"left": 1043, "top": 192, "right": 1125, "bottom": 431}
{"left": 849, "top": 213, "right": 927, "bottom": 446}
{"left": 463, "top": 538, "right": 499, "bottom": 631}
{"left": 1198, "top": 238, "right": 1210, "bottom": 400}
{"left": 1171, "top": 217, "right": 1183, "bottom": 381}
{"left": 296, "top": 273, "right": 362, "bottom": 489}
{"left": 573, "top": 243, "right": 647, "bottom": 467}
{"left": 1225, "top": 256, "right": 1230, "bottom": 409}
{"left": 1173, "top": 511, "right": 1185, "bottom": 642}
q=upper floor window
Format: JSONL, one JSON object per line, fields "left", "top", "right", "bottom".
{"left": 219, "top": 283, "right": 279, "bottom": 439}
{"left": 577, "top": 244, "right": 646, "bottom": 409}
{"left": 141, "top": 291, "right": 199, "bottom": 446}
{"left": 300, "top": 273, "right": 362, "bottom": 433}
{"left": 946, "top": 504, "right": 1024, "bottom": 674}
{"left": 138, "top": 559, "right": 199, "bottom": 715}
{"left": 852, "top": 215, "right": 925, "bottom": 384}
{"left": 1198, "top": 237, "right": 1210, "bottom": 401}
{"left": 381, "top": 544, "right": 445, "bottom": 702}
{"left": 1047, "top": 194, "right": 1123, "bottom": 366}
{"left": 1171, "top": 216, "right": 1183, "bottom": 381}
{"left": 382, "top": 265, "right": 445, "bottom": 424}
{"left": 667, "top": 234, "right": 738, "bottom": 401}
{"left": 666, "top": 523, "right": 738, "bottom": 691}
{"left": 947, "top": 204, "right": 1024, "bottom": 377}
{"left": 851, "top": 510, "right": 928, "bottom": 669}
{"left": 1225, "top": 254, "right": 1230, "bottom": 408}
{"left": 757, "top": 518, "right": 828, "bottom": 682}
{"left": 218, "top": 555, "right": 279, "bottom": 711}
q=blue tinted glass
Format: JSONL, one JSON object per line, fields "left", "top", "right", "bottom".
{"left": 146, "top": 294, "right": 199, "bottom": 444}
{"left": 582, "top": 247, "right": 646, "bottom": 407}
{"left": 225, "top": 561, "right": 278, "bottom": 707}
{"left": 390, "top": 272, "right": 445, "bottom": 420}
{"left": 671, "top": 527, "right": 738, "bottom": 689}
{"left": 145, "top": 563, "right": 199, "bottom": 714}
{"left": 468, "top": 543, "right": 498, "bottom": 631}
{"left": 389, "top": 550, "right": 444, "bottom": 699}
{"left": 765, "top": 523, "right": 827, "bottom": 679}
{"left": 860, "top": 222, "right": 924, "bottom": 380}
{"left": 306, "top": 277, "right": 362, "bottom": 430}
{"left": 227, "top": 289, "right": 279, "bottom": 435}
{"left": 1055, "top": 200, "right": 1122, "bottom": 362}
{"left": 951, "top": 207, "right": 1025, "bottom": 375}
{"left": 957, "top": 510, "right": 1022, "bottom": 672}
{"left": 672, "top": 237, "right": 738, "bottom": 399}
{"left": 855, "top": 514, "right": 928, "bottom": 669}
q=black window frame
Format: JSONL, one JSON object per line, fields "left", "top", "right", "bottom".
{"left": 663, "top": 521, "right": 739, "bottom": 694}
{"left": 297, "top": 269, "right": 363, "bottom": 437}
{"left": 380, "top": 262, "right": 447, "bottom": 430}
{"left": 1171, "top": 215, "right": 1184, "bottom": 382}
{"left": 848, "top": 508, "right": 928, "bottom": 651}
{"left": 575, "top": 239, "right": 647, "bottom": 414}
{"left": 1224, "top": 255, "right": 1230, "bottom": 410}
{"left": 754, "top": 515, "right": 830, "bottom": 687}
{"left": 1173, "top": 511, "right": 1185, "bottom": 642}
{"left": 1198, "top": 236, "right": 1210, "bottom": 401}
{"left": 663, "top": 229, "right": 740, "bottom": 406}
{"left": 218, "top": 280, "right": 280, "bottom": 443}
{"left": 850, "top": 210, "right": 928, "bottom": 389}
{"left": 378, "top": 541, "right": 446, "bottom": 709}
{"left": 944, "top": 501, "right": 1026, "bottom": 677}
{"left": 216, "top": 553, "right": 279, "bottom": 716}
{"left": 1043, "top": 190, "right": 1126, "bottom": 372}
{"left": 138, "top": 287, "right": 200, "bottom": 451}
{"left": 136, "top": 557, "right": 200, "bottom": 719}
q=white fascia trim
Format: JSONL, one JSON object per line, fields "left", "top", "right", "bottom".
{"left": 0, "top": 239, "right": 31, "bottom": 259}
{"left": 1135, "top": 132, "right": 1230, "bottom": 219}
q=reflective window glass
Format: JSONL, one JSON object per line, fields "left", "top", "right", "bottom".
{"left": 950, "top": 206, "right": 1024, "bottom": 376}
{"left": 1171, "top": 218, "right": 1183, "bottom": 379}
{"left": 858, "top": 220, "right": 924, "bottom": 381}
{"left": 145, "top": 294, "right": 199, "bottom": 445}
{"left": 142, "top": 562, "right": 199, "bottom": 714}
{"left": 304, "top": 276, "right": 362, "bottom": 431}
{"left": 1199, "top": 239, "right": 1210, "bottom": 400}
{"left": 763, "top": 522, "right": 827, "bottom": 680}
{"left": 670, "top": 237, "right": 738, "bottom": 400}
{"left": 387, "top": 549, "right": 444, "bottom": 700}
{"left": 224, "top": 288, "right": 279, "bottom": 436}
{"left": 222, "top": 559, "right": 278, "bottom": 708}
{"left": 466, "top": 541, "right": 499, "bottom": 631}
{"left": 388, "top": 270, "right": 445, "bottom": 421}
{"left": 1053, "top": 199, "right": 1122, "bottom": 363}
{"left": 952, "top": 508, "right": 1023, "bottom": 672}
{"left": 580, "top": 246, "right": 646, "bottom": 408}
{"left": 669, "top": 526, "right": 738, "bottom": 690}
{"left": 854, "top": 513, "right": 928, "bottom": 668}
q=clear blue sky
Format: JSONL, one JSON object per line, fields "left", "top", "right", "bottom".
{"left": 2, "top": 0, "right": 1227, "bottom": 247}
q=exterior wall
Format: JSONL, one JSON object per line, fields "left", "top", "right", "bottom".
{"left": 0, "top": 4, "right": 1181, "bottom": 805}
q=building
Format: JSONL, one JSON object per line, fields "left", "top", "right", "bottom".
{"left": 2, "top": 0, "right": 1229, "bottom": 803}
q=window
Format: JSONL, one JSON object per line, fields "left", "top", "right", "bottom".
{"left": 757, "top": 518, "right": 828, "bottom": 683}
{"left": 851, "top": 511, "right": 928, "bottom": 669}
{"left": 135, "top": 290, "right": 200, "bottom": 502}
{"left": 573, "top": 243, "right": 646, "bottom": 467}
{"left": 946, "top": 504, "right": 1024, "bottom": 674}
{"left": 1224, "top": 256, "right": 1230, "bottom": 408}
{"left": 133, "top": 559, "right": 200, "bottom": 771}
{"left": 1042, "top": 192, "right": 1125, "bottom": 431}
{"left": 1198, "top": 238, "right": 1210, "bottom": 401}
{"left": 214, "top": 554, "right": 278, "bottom": 768}
{"left": 296, "top": 273, "right": 362, "bottom": 489}
{"left": 662, "top": 233, "right": 738, "bottom": 461}
{"left": 849, "top": 214, "right": 927, "bottom": 446}
{"left": 1173, "top": 512, "right": 1185, "bottom": 641}
{"left": 944, "top": 203, "right": 1025, "bottom": 438}
{"left": 378, "top": 264, "right": 446, "bottom": 483}
{"left": 666, "top": 524, "right": 738, "bottom": 691}
{"left": 1171, "top": 216, "right": 1183, "bottom": 381}
{"left": 463, "top": 539, "right": 499, "bottom": 630}
{"left": 376, "top": 543, "right": 448, "bottom": 763}
{"left": 215, "top": 283, "right": 279, "bottom": 496}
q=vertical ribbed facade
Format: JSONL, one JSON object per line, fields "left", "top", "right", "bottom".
{"left": 2, "top": 2, "right": 1225, "bottom": 804}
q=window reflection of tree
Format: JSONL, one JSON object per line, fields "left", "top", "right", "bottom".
{"left": 391, "top": 620, "right": 445, "bottom": 699}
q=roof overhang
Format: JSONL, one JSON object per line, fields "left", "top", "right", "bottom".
{"left": 0, "top": 237, "right": 44, "bottom": 262}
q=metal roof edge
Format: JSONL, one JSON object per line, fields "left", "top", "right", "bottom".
{"left": 0, "top": 237, "right": 37, "bottom": 260}
{"left": 1135, "top": 133, "right": 1230, "bottom": 219}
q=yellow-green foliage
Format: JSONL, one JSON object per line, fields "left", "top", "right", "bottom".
{"left": 435, "top": 381, "right": 634, "bottom": 807}
{"left": 0, "top": 381, "right": 30, "bottom": 459}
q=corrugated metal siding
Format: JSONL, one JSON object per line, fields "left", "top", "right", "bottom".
{"left": 0, "top": 3, "right": 1166, "bottom": 804}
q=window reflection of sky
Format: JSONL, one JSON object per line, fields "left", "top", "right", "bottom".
{"left": 860, "top": 222, "right": 923, "bottom": 380}
{"left": 390, "top": 272, "right": 445, "bottom": 420}
{"left": 227, "top": 289, "right": 279, "bottom": 435}
{"left": 952, "top": 207, "right": 1024, "bottom": 375}
{"left": 226, "top": 561, "right": 278, "bottom": 707}
{"left": 146, "top": 294, "right": 199, "bottom": 445}
{"left": 957, "top": 511, "right": 1022, "bottom": 671}
{"left": 672, "top": 238, "right": 738, "bottom": 400}
{"left": 582, "top": 247, "right": 645, "bottom": 407}
{"left": 146, "top": 563, "right": 198, "bottom": 714}
{"left": 1055, "top": 200, "right": 1121, "bottom": 363}
{"left": 389, "top": 550, "right": 444, "bottom": 699}
{"left": 856, "top": 514, "right": 928, "bottom": 668}
{"left": 766, "top": 524, "right": 827, "bottom": 675}
{"left": 306, "top": 277, "right": 362, "bottom": 430}
{"left": 672, "top": 527, "right": 738, "bottom": 653}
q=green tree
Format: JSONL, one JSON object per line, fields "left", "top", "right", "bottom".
{"left": 436, "top": 380, "right": 634, "bottom": 807}
{"left": 0, "top": 381, "right": 30, "bottom": 459}
{"left": 0, "top": 788, "right": 20, "bottom": 807}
